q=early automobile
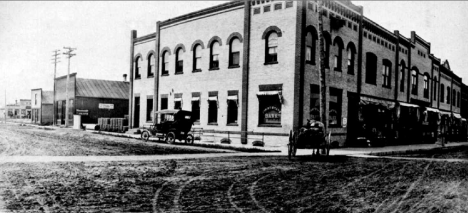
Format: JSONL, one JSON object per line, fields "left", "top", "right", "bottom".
{"left": 140, "top": 109, "right": 194, "bottom": 144}
{"left": 288, "top": 120, "right": 331, "bottom": 159}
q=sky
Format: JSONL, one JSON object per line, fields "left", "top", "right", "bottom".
{"left": 1, "top": 1, "right": 467, "bottom": 107}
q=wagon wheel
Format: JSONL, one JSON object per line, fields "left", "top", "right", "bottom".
{"left": 185, "top": 134, "right": 194, "bottom": 144}
{"left": 141, "top": 131, "right": 150, "bottom": 142}
{"left": 166, "top": 132, "right": 176, "bottom": 144}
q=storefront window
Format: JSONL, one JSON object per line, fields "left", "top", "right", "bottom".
{"left": 329, "top": 88, "right": 342, "bottom": 126}
{"left": 258, "top": 95, "right": 281, "bottom": 126}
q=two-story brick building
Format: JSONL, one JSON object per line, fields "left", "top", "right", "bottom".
{"left": 129, "top": 1, "right": 466, "bottom": 146}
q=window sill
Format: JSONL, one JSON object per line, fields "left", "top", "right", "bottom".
{"left": 382, "top": 85, "right": 391, "bottom": 89}
{"left": 161, "top": 73, "right": 169, "bottom": 77}
{"left": 147, "top": 75, "right": 154, "bottom": 78}
{"left": 264, "top": 61, "right": 278, "bottom": 65}
{"left": 334, "top": 68, "right": 342, "bottom": 72}
{"left": 175, "top": 72, "right": 184, "bottom": 75}
{"left": 227, "top": 123, "right": 238, "bottom": 126}
{"left": 134, "top": 77, "right": 141, "bottom": 80}
{"left": 366, "top": 82, "right": 377, "bottom": 86}
{"left": 258, "top": 124, "right": 282, "bottom": 128}
{"left": 192, "top": 69, "right": 202, "bottom": 73}
{"left": 209, "top": 67, "right": 220, "bottom": 71}
{"left": 228, "top": 65, "right": 240, "bottom": 69}
{"left": 208, "top": 122, "right": 218, "bottom": 126}
{"left": 347, "top": 72, "right": 355, "bottom": 75}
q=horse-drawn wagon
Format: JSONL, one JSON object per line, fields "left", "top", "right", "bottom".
{"left": 288, "top": 121, "right": 331, "bottom": 159}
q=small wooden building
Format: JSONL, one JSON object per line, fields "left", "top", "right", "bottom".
{"left": 55, "top": 73, "right": 129, "bottom": 125}
{"left": 31, "top": 89, "right": 54, "bottom": 125}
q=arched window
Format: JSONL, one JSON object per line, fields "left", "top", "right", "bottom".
{"left": 333, "top": 37, "right": 344, "bottom": 72}
{"left": 411, "top": 68, "right": 418, "bottom": 95}
{"left": 210, "top": 41, "right": 220, "bottom": 69}
{"left": 382, "top": 59, "right": 392, "bottom": 88}
{"left": 365, "top": 52, "right": 377, "bottom": 85}
{"left": 175, "top": 48, "right": 184, "bottom": 74}
{"left": 423, "top": 74, "right": 429, "bottom": 98}
{"left": 193, "top": 44, "right": 202, "bottom": 71}
{"left": 134, "top": 56, "right": 141, "bottom": 79}
{"left": 440, "top": 84, "right": 445, "bottom": 103}
{"left": 399, "top": 61, "right": 405, "bottom": 92}
{"left": 162, "top": 51, "right": 169, "bottom": 75}
{"left": 229, "top": 38, "right": 241, "bottom": 67}
{"left": 447, "top": 86, "right": 451, "bottom": 104}
{"left": 265, "top": 32, "right": 278, "bottom": 63}
{"left": 305, "top": 32, "right": 315, "bottom": 64}
{"left": 433, "top": 77, "right": 437, "bottom": 101}
{"left": 147, "top": 53, "right": 155, "bottom": 77}
{"left": 346, "top": 42, "right": 356, "bottom": 74}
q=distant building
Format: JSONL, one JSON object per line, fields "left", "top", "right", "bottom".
{"left": 31, "top": 88, "right": 54, "bottom": 125}
{"left": 5, "top": 99, "right": 30, "bottom": 119}
{"left": 54, "top": 73, "right": 129, "bottom": 126}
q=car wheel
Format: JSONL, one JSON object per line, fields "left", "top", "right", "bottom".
{"left": 185, "top": 134, "right": 194, "bottom": 144}
{"left": 166, "top": 132, "right": 176, "bottom": 144}
{"left": 141, "top": 131, "right": 150, "bottom": 142}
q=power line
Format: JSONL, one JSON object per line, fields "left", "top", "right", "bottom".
{"left": 52, "top": 49, "right": 60, "bottom": 126}
{"left": 62, "top": 47, "right": 77, "bottom": 127}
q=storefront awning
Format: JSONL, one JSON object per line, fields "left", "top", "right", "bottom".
{"left": 174, "top": 97, "right": 182, "bottom": 102}
{"left": 208, "top": 96, "right": 217, "bottom": 101}
{"left": 462, "top": 118, "right": 467, "bottom": 122}
{"left": 227, "top": 95, "right": 238, "bottom": 100}
{"left": 257, "top": 91, "right": 281, "bottom": 96}
{"left": 424, "top": 107, "right": 439, "bottom": 113}
{"left": 191, "top": 97, "right": 200, "bottom": 101}
{"left": 453, "top": 113, "right": 462, "bottom": 119}
{"left": 398, "top": 102, "right": 419, "bottom": 108}
{"left": 439, "top": 111, "right": 451, "bottom": 116}
{"left": 360, "top": 96, "right": 395, "bottom": 108}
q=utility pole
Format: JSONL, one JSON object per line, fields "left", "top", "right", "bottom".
{"left": 318, "top": 1, "right": 328, "bottom": 134}
{"left": 4, "top": 90, "right": 6, "bottom": 123}
{"left": 63, "top": 47, "right": 76, "bottom": 127}
{"left": 52, "top": 50, "right": 60, "bottom": 126}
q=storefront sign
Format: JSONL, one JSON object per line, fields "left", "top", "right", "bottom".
{"left": 76, "top": 109, "right": 89, "bottom": 116}
{"left": 263, "top": 106, "right": 281, "bottom": 124}
{"left": 99, "top": 103, "right": 114, "bottom": 109}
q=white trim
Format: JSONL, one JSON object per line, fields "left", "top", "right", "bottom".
{"left": 191, "top": 97, "right": 200, "bottom": 101}
{"left": 256, "top": 91, "right": 280, "bottom": 96}
{"left": 227, "top": 95, "right": 238, "bottom": 100}
{"left": 399, "top": 102, "right": 419, "bottom": 108}
{"left": 174, "top": 97, "right": 182, "bottom": 102}
{"left": 453, "top": 113, "right": 462, "bottom": 119}
{"left": 208, "top": 96, "right": 218, "bottom": 101}
{"left": 424, "top": 107, "right": 439, "bottom": 113}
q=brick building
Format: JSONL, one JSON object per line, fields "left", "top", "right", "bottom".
{"left": 129, "top": 1, "right": 466, "bottom": 146}
{"left": 31, "top": 89, "right": 54, "bottom": 125}
{"left": 54, "top": 73, "right": 130, "bottom": 126}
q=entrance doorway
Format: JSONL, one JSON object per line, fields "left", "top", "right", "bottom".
{"left": 134, "top": 97, "right": 140, "bottom": 128}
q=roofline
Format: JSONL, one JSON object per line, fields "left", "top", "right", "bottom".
{"left": 412, "top": 31, "right": 431, "bottom": 50}
{"left": 31, "top": 88, "right": 43, "bottom": 91}
{"left": 363, "top": 16, "right": 397, "bottom": 42}
{"left": 76, "top": 78, "right": 130, "bottom": 84}
{"left": 134, "top": 32, "right": 156, "bottom": 44}
{"left": 55, "top": 73, "right": 77, "bottom": 80}
{"left": 160, "top": 1, "right": 243, "bottom": 27}
{"left": 75, "top": 95, "right": 129, "bottom": 100}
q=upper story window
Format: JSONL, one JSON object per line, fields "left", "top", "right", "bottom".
{"left": 305, "top": 31, "right": 316, "bottom": 65}
{"left": 440, "top": 84, "right": 445, "bottom": 103}
{"left": 147, "top": 53, "right": 155, "bottom": 77}
{"left": 447, "top": 86, "right": 451, "bottom": 104}
{"left": 210, "top": 41, "right": 220, "bottom": 69}
{"left": 162, "top": 51, "right": 169, "bottom": 76}
{"left": 433, "top": 77, "right": 437, "bottom": 101}
{"left": 193, "top": 44, "right": 202, "bottom": 71}
{"left": 452, "top": 89, "right": 456, "bottom": 106}
{"left": 175, "top": 48, "right": 184, "bottom": 74}
{"left": 411, "top": 69, "right": 418, "bottom": 95}
{"left": 346, "top": 42, "right": 356, "bottom": 75}
{"left": 265, "top": 32, "right": 278, "bottom": 64}
{"left": 333, "top": 37, "right": 343, "bottom": 72}
{"left": 35, "top": 94, "right": 37, "bottom": 105}
{"left": 382, "top": 60, "right": 391, "bottom": 88}
{"left": 229, "top": 38, "right": 241, "bottom": 68}
{"left": 365, "top": 52, "right": 377, "bottom": 85}
{"left": 423, "top": 74, "right": 429, "bottom": 98}
{"left": 134, "top": 56, "right": 141, "bottom": 79}
{"left": 399, "top": 62, "right": 405, "bottom": 92}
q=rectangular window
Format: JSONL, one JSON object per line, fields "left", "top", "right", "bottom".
{"left": 160, "top": 96, "right": 168, "bottom": 121}
{"left": 329, "top": 88, "right": 342, "bottom": 127}
{"left": 208, "top": 94, "right": 218, "bottom": 125}
{"left": 306, "top": 46, "right": 312, "bottom": 62}
{"left": 309, "top": 84, "right": 320, "bottom": 121}
{"left": 307, "top": 2, "right": 313, "bottom": 10}
{"left": 211, "top": 55, "right": 219, "bottom": 69}
{"left": 231, "top": 52, "right": 240, "bottom": 67}
{"left": 227, "top": 91, "right": 238, "bottom": 125}
{"left": 334, "top": 55, "right": 340, "bottom": 71}
{"left": 174, "top": 100, "right": 181, "bottom": 110}
{"left": 146, "top": 98, "right": 153, "bottom": 122}
{"left": 253, "top": 8, "right": 260, "bottom": 15}
{"left": 382, "top": 62, "right": 391, "bottom": 88}
{"left": 275, "top": 3, "right": 282, "bottom": 10}
{"left": 258, "top": 85, "right": 282, "bottom": 127}
{"left": 365, "top": 53, "right": 377, "bottom": 85}
{"left": 285, "top": 1, "right": 293, "bottom": 8}
{"left": 191, "top": 93, "right": 200, "bottom": 123}
{"left": 264, "top": 5, "right": 270, "bottom": 12}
